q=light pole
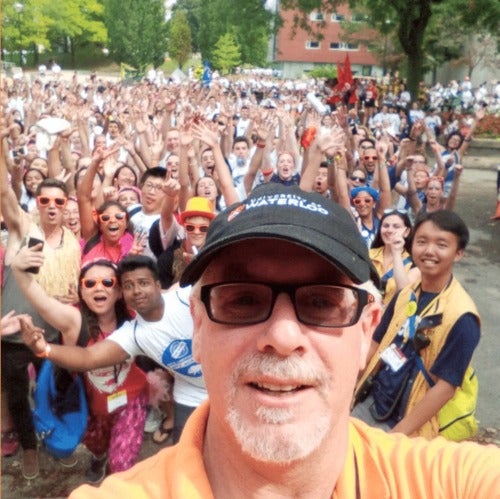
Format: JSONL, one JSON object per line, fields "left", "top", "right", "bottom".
{"left": 13, "top": 2, "right": 24, "bottom": 66}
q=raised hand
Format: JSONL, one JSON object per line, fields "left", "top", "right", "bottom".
{"left": 19, "top": 315, "right": 48, "bottom": 356}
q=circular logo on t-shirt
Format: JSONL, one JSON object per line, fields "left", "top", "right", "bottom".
{"left": 162, "top": 340, "right": 202, "bottom": 378}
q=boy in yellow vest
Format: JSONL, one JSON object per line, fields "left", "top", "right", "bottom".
{"left": 353, "top": 210, "right": 480, "bottom": 439}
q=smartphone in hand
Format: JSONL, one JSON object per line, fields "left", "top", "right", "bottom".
{"left": 26, "top": 237, "right": 44, "bottom": 274}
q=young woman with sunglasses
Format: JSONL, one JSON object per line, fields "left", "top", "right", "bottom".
{"left": 11, "top": 254, "right": 149, "bottom": 484}
{"left": 409, "top": 166, "right": 463, "bottom": 218}
{"left": 370, "top": 210, "right": 421, "bottom": 305}
{"left": 336, "top": 145, "right": 392, "bottom": 248}
{"left": 172, "top": 196, "right": 215, "bottom": 283}
{"left": 78, "top": 148, "right": 139, "bottom": 266}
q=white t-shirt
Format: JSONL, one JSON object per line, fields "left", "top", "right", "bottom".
{"left": 108, "top": 286, "right": 206, "bottom": 407}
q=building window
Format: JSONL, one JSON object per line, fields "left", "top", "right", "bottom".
{"left": 351, "top": 13, "right": 368, "bottom": 23}
{"left": 310, "top": 12, "right": 325, "bottom": 21}
{"left": 306, "top": 41, "right": 321, "bottom": 49}
{"left": 329, "top": 42, "right": 359, "bottom": 51}
{"left": 331, "top": 14, "right": 346, "bottom": 22}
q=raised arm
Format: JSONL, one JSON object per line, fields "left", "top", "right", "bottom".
{"left": 193, "top": 122, "right": 239, "bottom": 206}
{"left": 11, "top": 245, "right": 81, "bottom": 345}
{"left": 444, "top": 164, "right": 463, "bottom": 211}
{"left": 20, "top": 315, "right": 129, "bottom": 372}
{"left": 1, "top": 146, "right": 28, "bottom": 239}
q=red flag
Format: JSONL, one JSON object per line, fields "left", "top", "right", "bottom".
{"left": 344, "top": 53, "right": 353, "bottom": 85}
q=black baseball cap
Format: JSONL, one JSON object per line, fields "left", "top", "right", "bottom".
{"left": 180, "top": 184, "right": 379, "bottom": 287}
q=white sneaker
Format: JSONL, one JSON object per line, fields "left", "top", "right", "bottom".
{"left": 144, "top": 407, "right": 163, "bottom": 433}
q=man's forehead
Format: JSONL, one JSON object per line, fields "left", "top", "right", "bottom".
{"left": 121, "top": 267, "right": 155, "bottom": 281}
{"left": 39, "top": 186, "right": 65, "bottom": 196}
{"left": 201, "top": 239, "right": 348, "bottom": 284}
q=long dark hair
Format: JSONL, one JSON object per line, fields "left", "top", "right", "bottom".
{"left": 83, "top": 200, "right": 132, "bottom": 255}
{"left": 371, "top": 210, "right": 413, "bottom": 253}
{"left": 78, "top": 259, "right": 131, "bottom": 343}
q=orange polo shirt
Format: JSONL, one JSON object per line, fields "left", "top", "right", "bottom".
{"left": 70, "top": 401, "right": 500, "bottom": 498}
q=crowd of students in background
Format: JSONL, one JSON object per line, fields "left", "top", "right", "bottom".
{"left": 1, "top": 66, "right": 492, "bottom": 483}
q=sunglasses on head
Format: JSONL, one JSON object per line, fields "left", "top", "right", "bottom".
{"left": 363, "top": 155, "right": 378, "bottom": 161}
{"left": 81, "top": 277, "right": 117, "bottom": 289}
{"left": 353, "top": 197, "right": 373, "bottom": 206}
{"left": 383, "top": 208, "right": 408, "bottom": 215}
{"left": 37, "top": 196, "right": 67, "bottom": 208}
{"left": 185, "top": 223, "right": 209, "bottom": 233}
{"left": 99, "top": 212, "right": 126, "bottom": 223}
{"left": 350, "top": 175, "right": 366, "bottom": 183}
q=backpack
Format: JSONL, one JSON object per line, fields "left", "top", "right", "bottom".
{"left": 32, "top": 360, "right": 88, "bottom": 458}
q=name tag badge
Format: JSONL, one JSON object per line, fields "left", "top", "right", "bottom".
{"left": 380, "top": 344, "right": 407, "bottom": 372}
{"left": 107, "top": 390, "right": 127, "bottom": 413}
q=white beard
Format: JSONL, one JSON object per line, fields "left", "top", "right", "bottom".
{"left": 225, "top": 352, "right": 332, "bottom": 464}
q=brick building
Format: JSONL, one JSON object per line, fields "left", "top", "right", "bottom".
{"left": 269, "top": 2, "right": 380, "bottom": 79}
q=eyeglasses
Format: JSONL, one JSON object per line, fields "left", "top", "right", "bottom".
{"left": 99, "top": 212, "right": 126, "bottom": 223}
{"left": 200, "top": 282, "right": 374, "bottom": 328}
{"left": 350, "top": 176, "right": 366, "bottom": 183}
{"left": 142, "top": 182, "right": 163, "bottom": 192}
{"left": 363, "top": 155, "right": 378, "bottom": 161}
{"left": 353, "top": 197, "right": 373, "bottom": 206}
{"left": 81, "top": 277, "right": 117, "bottom": 289}
{"left": 185, "top": 223, "right": 209, "bottom": 233}
{"left": 37, "top": 196, "right": 67, "bottom": 208}
{"left": 383, "top": 208, "right": 408, "bottom": 215}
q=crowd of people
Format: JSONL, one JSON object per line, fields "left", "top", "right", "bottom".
{"left": 1, "top": 66, "right": 499, "bottom": 494}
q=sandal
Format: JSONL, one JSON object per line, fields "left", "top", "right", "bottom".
{"left": 152, "top": 417, "right": 173, "bottom": 445}
{"left": 22, "top": 449, "right": 40, "bottom": 480}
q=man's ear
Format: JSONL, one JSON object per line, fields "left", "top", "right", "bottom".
{"left": 358, "top": 302, "right": 382, "bottom": 371}
{"left": 190, "top": 297, "right": 202, "bottom": 363}
{"left": 454, "top": 248, "right": 465, "bottom": 263}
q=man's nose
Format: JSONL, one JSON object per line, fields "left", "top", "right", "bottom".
{"left": 255, "top": 293, "right": 307, "bottom": 357}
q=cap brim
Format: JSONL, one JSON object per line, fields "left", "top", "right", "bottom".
{"left": 180, "top": 224, "right": 379, "bottom": 287}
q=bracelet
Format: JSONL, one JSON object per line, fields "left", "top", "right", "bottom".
{"left": 35, "top": 344, "right": 51, "bottom": 359}
{"left": 261, "top": 168, "right": 274, "bottom": 176}
{"left": 256, "top": 142, "right": 266, "bottom": 149}
{"left": 407, "top": 190, "right": 417, "bottom": 196}
{"left": 408, "top": 136, "right": 416, "bottom": 141}
{"left": 464, "top": 137, "right": 472, "bottom": 142}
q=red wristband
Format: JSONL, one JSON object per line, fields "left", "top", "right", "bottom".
{"left": 261, "top": 168, "right": 274, "bottom": 176}
{"left": 256, "top": 142, "right": 266, "bottom": 149}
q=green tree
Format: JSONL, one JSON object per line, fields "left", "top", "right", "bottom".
{"left": 171, "top": 0, "right": 202, "bottom": 53}
{"left": 104, "top": 0, "right": 167, "bottom": 71}
{"left": 211, "top": 33, "right": 242, "bottom": 74}
{"left": 168, "top": 10, "right": 192, "bottom": 69}
{"left": 281, "top": 0, "right": 500, "bottom": 101}
{"left": 1, "top": 0, "right": 53, "bottom": 65}
{"left": 197, "top": 0, "right": 274, "bottom": 67}
{"left": 45, "top": 0, "right": 107, "bottom": 67}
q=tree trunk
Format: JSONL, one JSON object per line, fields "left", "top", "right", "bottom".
{"left": 406, "top": 49, "right": 424, "bottom": 102}
{"left": 33, "top": 43, "right": 39, "bottom": 66}
{"left": 397, "top": 0, "right": 432, "bottom": 103}
{"left": 70, "top": 38, "right": 76, "bottom": 68}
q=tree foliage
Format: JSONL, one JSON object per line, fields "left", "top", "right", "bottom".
{"left": 174, "top": 0, "right": 274, "bottom": 67}
{"left": 103, "top": 0, "right": 168, "bottom": 71}
{"left": 281, "top": 0, "right": 499, "bottom": 100}
{"left": 1, "top": 0, "right": 106, "bottom": 66}
{"left": 211, "top": 33, "right": 242, "bottom": 74}
{"left": 168, "top": 10, "right": 192, "bottom": 69}
{"left": 171, "top": 0, "right": 202, "bottom": 53}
